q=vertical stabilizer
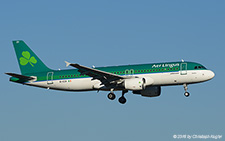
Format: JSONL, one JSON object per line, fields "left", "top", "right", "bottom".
{"left": 12, "top": 40, "right": 52, "bottom": 74}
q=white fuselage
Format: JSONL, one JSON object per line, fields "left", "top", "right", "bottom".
{"left": 26, "top": 70, "right": 215, "bottom": 92}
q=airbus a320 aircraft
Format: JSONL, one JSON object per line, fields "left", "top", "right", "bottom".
{"left": 6, "top": 41, "right": 215, "bottom": 104}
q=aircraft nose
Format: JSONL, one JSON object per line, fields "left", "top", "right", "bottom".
{"left": 207, "top": 70, "right": 215, "bottom": 80}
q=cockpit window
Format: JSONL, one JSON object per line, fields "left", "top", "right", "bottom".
{"left": 194, "top": 66, "right": 206, "bottom": 69}
{"left": 202, "top": 66, "right": 206, "bottom": 69}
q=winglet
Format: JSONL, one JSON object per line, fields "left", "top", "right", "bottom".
{"left": 65, "top": 61, "right": 71, "bottom": 67}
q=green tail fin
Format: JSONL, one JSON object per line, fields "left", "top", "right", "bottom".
{"left": 12, "top": 40, "right": 52, "bottom": 75}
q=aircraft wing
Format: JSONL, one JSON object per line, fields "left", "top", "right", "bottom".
{"left": 65, "top": 62, "right": 124, "bottom": 86}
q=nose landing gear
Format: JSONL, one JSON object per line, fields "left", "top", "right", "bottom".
{"left": 183, "top": 84, "right": 190, "bottom": 97}
{"left": 184, "top": 92, "right": 190, "bottom": 97}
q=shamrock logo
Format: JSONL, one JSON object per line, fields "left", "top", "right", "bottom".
{"left": 19, "top": 51, "right": 37, "bottom": 67}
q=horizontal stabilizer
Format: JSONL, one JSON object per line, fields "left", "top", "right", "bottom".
{"left": 5, "top": 73, "right": 35, "bottom": 80}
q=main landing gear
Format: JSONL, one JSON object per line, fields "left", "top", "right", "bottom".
{"left": 183, "top": 84, "right": 190, "bottom": 97}
{"left": 107, "top": 90, "right": 128, "bottom": 104}
{"left": 107, "top": 92, "right": 116, "bottom": 100}
{"left": 118, "top": 90, "right": 128, "bottom": 104}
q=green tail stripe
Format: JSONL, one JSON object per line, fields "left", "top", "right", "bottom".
{"left": 13, "top": 40, "right": 52, "bottom": 75}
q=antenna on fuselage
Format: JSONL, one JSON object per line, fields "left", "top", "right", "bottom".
{"left": 181, "top": 59, "right": 184, "bottom": 62}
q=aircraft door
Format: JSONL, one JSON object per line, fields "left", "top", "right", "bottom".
{"left": 180, "top": 63, "right": 187, "bottom": 75}
{"left": 130, "top": 69, "right": 134, "bottom": 75}
{"left": 47, "top": 72, "right": 54, "bottom": 84}
{"left": 125, "top": 69, "right": 134, "bottom": 76}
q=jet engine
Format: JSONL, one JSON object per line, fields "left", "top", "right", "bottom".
{"left": 133, "top": 86, "right": 161, "bottom": 97}
{"left": 123, "top": 77, "right": 154, "bottom": 90}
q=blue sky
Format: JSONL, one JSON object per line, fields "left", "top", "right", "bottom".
{"left": 0, "top": 0, "right": 224, "bottom": 140}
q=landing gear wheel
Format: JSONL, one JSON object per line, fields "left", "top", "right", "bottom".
{"left": 183, "top": 84, "right": 190, "bottom": 97}
{"left": 107, "top": 93, "right": 116, "bottom": 100}
{"left": 184, "top": 92, "right": 190, "bottom": 97}
{"left": 118, "top": 96, "right": 127, "bottom": 104}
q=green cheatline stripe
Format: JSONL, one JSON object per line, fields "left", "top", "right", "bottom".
{"left": 32, "top": 68, "right": 180, "bottom": 82}
{"left": 22, "top": 61, "right": 207, "bottom": 82}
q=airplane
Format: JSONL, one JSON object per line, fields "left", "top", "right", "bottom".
{"left": 5, "top": 40, "right": 215, "bottom": 104}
